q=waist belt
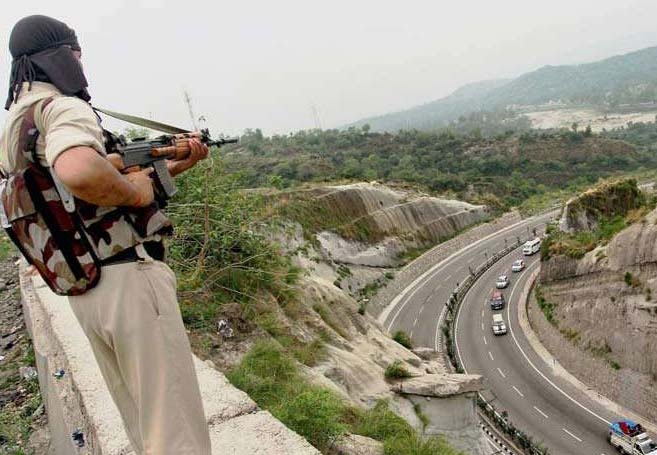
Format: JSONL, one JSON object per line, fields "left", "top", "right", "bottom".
{"left": 100, "top": 241, "right": 165, "bottom": 266}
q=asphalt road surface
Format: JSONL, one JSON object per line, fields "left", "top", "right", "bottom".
{"left": 383, "top": 212, "right": 624, "bottom": 454}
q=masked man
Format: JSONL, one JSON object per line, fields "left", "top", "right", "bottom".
{"left": 1, "top": 15, "right": 211, "bottom": 454}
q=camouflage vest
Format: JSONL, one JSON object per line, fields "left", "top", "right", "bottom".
{"left": 0, "top": 97, "right": 172, "bottom": 296}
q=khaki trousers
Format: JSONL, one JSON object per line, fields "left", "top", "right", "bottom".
{"left": 68, "top": 250, "right": 211, "bottom": 455}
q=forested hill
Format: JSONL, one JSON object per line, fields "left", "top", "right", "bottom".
{"left": 223, "top": 127, "right": 655, "bottom": 211}
{"left": 348, "top": 45, "right": 657, "bottom": 132}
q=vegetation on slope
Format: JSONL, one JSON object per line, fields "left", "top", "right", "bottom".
{"left": 227, "top": 341, "right": 462, "bottom": 454}
{"left": 224, "top": 126, "right": 654, "bottom": 212}
{"left": 542, "top": 179, "right": 656, "bottom": 259}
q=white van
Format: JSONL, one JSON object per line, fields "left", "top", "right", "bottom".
{"left": 523, "top": 238, "right": 541, "bottom": 256}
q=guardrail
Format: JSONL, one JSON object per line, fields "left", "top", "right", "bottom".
{"left": 440, "top": 236, "right": 550, "bottom": 455}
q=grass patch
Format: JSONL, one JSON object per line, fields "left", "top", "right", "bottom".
{"left": 356, "top": 401, "right": 462, "bottom": 455}
{"left": 0, "top": 340, "right": 42, "bottom": 452}
{"left": 384, "top": 360, "right": 412, "bottom": 380}
{"left": 0, "top": 233, "right": 15, "bottom": 261}
{"left": 226, "top": 340, "right": 345, "bottom": 451}
{"left": 534, "top": 286, "right": 558, "bottom": 326}
{"left": 227, "top": 341, "right": 462, "bottom": 454}
{"left": 392, "top": 330, "right": 413, "bottom": 349}
{"left": 312, "top": 303, "right": 349, "bottom": 339}
{"left": 559, "top": 327, "right": 580, "bottom": 344}
{"left": 413, "top": 402, "right": 430, "bottom": 430}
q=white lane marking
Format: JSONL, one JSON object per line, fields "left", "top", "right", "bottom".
{"left": 410, "top": 330, "right": 414, "bottom": 338}
{"left": 497, "top": 367, "right": 506, "bottom": 378}
{"left": 483, "top": 336, "right": 488, "bottom": 345}
{"left": 562, "top": 428, "right": 582, "bottom": 442}
{"left": 385, "top": 213, "right": 554, "bottom": 330}
{"left": 512, "top": 386, "right": 524, "bottom": 397}
{"left": 418, "top": 306, "right": 424, "bottom": 315}
{"left": 480, "top": 309, "right": 484, "bottom": 319}
{"left": 413, "top": 317, "right": 418, "bottom": 327}
{"left": 467, "top": 257, "right": 475, "bottom": 264}
{"left": 506, "top": 260, "right": 612, "bottom": 425}
{"left": 488, "top": 351, "right": 494, "bottom": 361}
{"left": 481, "top": 322, "right": 484, "bottom": 331}
{"left": 444, "top": 274, "right": 452, "bottom": 282}
{"left": 534, "top": 406, "right": 549, "bottom": 419}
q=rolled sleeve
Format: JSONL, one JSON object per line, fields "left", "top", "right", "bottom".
{"left": 40, "top": 97, "right": 105, "bottom": 166}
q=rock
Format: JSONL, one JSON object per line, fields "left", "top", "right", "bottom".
{"left": 411, "top": 347, "right": 439, "bottom": 361}
{"left": 217, "top": 319, "right": 234, "bottom": 339}
{"left": 405, "top": 357, "right": 422, "bottom": 368}
{"left": 328, "top": 434, "right": 384, "bottom": 455}
{"left": 19, "top": 366, "right": 38, "bottom": 380}
{"left": 424, "top": 362, "right": 443, "bottom": 374}
{"left": 391, "top": 373, "right": 483, "bottom": 398}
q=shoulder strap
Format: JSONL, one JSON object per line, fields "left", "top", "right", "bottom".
{"left": 17, "top": 96, "right": 55, "bottom": 168}
{"left": 93, "top": 106, "right": 190, "bottom": 134}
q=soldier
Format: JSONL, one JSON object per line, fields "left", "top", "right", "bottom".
{"left": 1, "top": 15, "right": 212, "bottom": 454}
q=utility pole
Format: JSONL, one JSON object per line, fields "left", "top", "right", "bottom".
{"left": 183, "top": 90, "right": 199, "bottom": 131}
{"left": 310, "top": 102, "right": 322, "bottom": 130}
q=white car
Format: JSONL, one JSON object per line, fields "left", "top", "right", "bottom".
{"left": 511, "top": 260, "right": 525, "bottom": 272}
{"left": 492, "top": 314, "right": 507, "bottom": 335}
{"left": 496, "top": 275, "right": 509, "bottom": 289}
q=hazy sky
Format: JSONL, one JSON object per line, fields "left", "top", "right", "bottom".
{"left": 2, "top": 0, "right": 657, "bottom": 135}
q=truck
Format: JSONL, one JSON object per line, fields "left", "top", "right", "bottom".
{"left": 608, "top": 420, "right": 657, "bottom": 455}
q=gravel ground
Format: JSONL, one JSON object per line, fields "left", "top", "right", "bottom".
{"left": 0, "top": 240, "right": 50, "bottom": 455}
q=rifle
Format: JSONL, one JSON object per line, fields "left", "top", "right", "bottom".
{"left": 104, "top": 129, "right": 238, "bottom": 199}
{"left": 94, "top": 106, "right": 238, "bottom": 201}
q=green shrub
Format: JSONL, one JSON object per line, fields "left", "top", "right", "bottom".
{"left": 384, "top": 361, "right": 412, "bottom": 380}
{"left": 278, "top": 389, "right": 348, "bottom": 450}
{"left": 624, "top": 271, "right": 641, "bottom": 287}
{"left": 610, "top": 360, "right": 621, "bottom": 370}
{"left": 383, "top": 433, "right": 462, "bottom": 455}
{"left": 535, "top": 286, "right": 558, "bottom": 326}
{"left": 392, "top": 330, "right": 413, "bottom": 349}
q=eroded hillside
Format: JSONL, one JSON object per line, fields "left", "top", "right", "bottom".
{"left": 537, "top": 179, "right": 657, "bottom": 421}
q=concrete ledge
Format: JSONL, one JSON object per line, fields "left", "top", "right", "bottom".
{"left": 20, "top": 264, "right": 319, "bottom": 454}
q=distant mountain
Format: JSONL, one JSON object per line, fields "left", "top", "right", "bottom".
{"left": 348, "top": 46, "right": 657, "bottom": 132}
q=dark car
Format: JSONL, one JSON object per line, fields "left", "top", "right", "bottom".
{"left": 490, "top": 290, "right": 505, "bottom": 310}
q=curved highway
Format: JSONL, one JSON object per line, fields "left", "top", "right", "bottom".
{"left": 383, "top": 212, "right": 622, "bottom": 454}
{"left": 456, "top": 250, "right": 619, "bottom": 454}
{"left": 382, "top": 212, "right": 553, "bottom": 349}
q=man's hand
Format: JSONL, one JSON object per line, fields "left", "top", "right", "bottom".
{"left": 124, "top": 168, "right": 155, "bottom": 207}
{"left": 166, "top": 138, "right": 209, "bottom": 177}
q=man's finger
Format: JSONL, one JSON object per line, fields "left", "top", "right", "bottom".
{"left": 106, "top": 153, "right": 125, "bottom": 170}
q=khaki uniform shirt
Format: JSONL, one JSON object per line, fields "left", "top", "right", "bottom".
{"left": 0, "top": 81, "right": 105, "bottom": 173}
{"left": 0, "top": 82, "right": 162, "bottom": 245}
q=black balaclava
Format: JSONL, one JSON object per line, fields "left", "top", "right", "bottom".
{"left": 5, "top": 15, "right": 90, "bottom": 110}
